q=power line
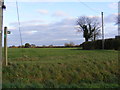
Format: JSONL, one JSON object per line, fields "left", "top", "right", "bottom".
{"left": 16, "top": 0, "right": 23, "bottom": 47}
{"left": 79, "top": 1, "right": 100, "bottom": 14}
{"left": 79, "top": 1, "right": 111, "bottom": 14}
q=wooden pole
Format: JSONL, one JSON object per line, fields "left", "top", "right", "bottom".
{"left": 0, "top": 0, "right": 3, "bottom": 63}
{"left": 0, "top": 0, "right": 3, "bottom": 89}
{"left": 4, "top": 27, "right": 7, "bottom": 66}
{"left": 118, "top": 1, "right": 120, "bottom": 37}
{"left": 101, "top": 12, "right": 104, "bottom": 49}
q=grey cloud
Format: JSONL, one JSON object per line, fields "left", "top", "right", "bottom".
{"left": 37, "top": 9, "right": 49, "bottom": 14}
{"left": 108, "top": 3, "right": 118, "bottom": 10}
{"left": 52, "top": 11, "right": 69, "bottom": 17}
{"left": 104, "top": 25, "right": 118, "bottom": 38}
{"left": 104, "top": 14, "right": 117, "bottom": 24}
{"left": 9, "top": 20, "right": 45, "bottom": 27}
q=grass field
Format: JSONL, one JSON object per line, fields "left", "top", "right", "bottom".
{"left": 2, "top": 48, "right": 120, "bottom": 88}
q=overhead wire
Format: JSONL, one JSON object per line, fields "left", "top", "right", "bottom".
{"left": 79, "top": 1, "right": 112, "bottom": 14}
{"left": 16, "top": 0, "right": 23, "bottom": 47}
{"left": 79, "top": 1, "right": 101, "bottom": 14}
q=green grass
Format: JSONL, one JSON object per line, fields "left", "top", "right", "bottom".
{"left": 2, "top": 48, "right": 120, "bottom": 88}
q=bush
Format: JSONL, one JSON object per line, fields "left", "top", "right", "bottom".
{"left": 25, "top": 43, "right": 31, "bottom": 48}
{"left": 104, "top": 39, "right": 114, "bottom": 49}
{"left": 82, "top": 41, "right": 94, "bottom": 50}
{"left": 64, "top": 42, "right": 75, "bottom": 47}
{"left": 82, "top": 38, "right": 120, "bottom": 50}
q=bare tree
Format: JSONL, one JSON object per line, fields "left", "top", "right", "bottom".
{"left": 76, "top": 16, "right": 101, "bottom": 42}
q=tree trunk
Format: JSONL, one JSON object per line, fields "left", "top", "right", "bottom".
{"left": 94, "top": 36, "right": 96, "bottom": 41}
{"left": 93, "top": 32, "right": 96, "bottom": 41}
{"left": 85, "top": 38, "right": 88, "bottom": 42}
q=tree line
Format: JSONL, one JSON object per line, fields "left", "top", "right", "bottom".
{"left": 9, "top": 42, "right": 80, "bottom": 48}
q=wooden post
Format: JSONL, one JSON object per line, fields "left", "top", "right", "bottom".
{"left": 4, "top": 27, "right": 7, "bottom": 66}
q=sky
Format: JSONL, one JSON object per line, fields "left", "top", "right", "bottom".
{"left": 2, "top": 0, "right": 118, "bottom": 46}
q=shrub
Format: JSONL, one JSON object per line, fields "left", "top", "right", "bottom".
{"left": 64, "top": 42, "right": 75, "bottom": 47}
{"left": 25, "top": 43, "right": 31, "bottom": 48}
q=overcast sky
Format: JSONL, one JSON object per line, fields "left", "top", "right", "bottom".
{"left": 3, "top": 0, "right": 118, "bottom": 46}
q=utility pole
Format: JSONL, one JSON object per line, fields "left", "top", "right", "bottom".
{"left": 4, "top": 27, "right": 7, "bottom": 66}
{"left": 0, "top": 0, "right": 3, "bottom": 63}
{"left": 118, "top": 1, "right": 120, "bottom": 37}
{"left": 0, "top": 0, "right": 3, "bottom": 89}
{"left": 101, "top": 12, "right": 104, "bottom": 49}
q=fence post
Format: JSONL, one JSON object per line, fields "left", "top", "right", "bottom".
{"left": 4, "top": 27, "right": 7, "bottom": 66}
